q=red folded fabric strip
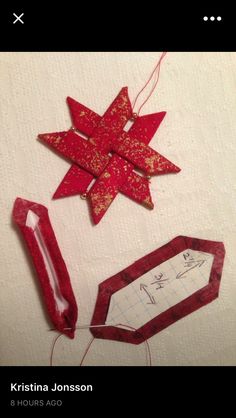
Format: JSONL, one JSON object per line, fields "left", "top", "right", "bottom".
{"left": 13, "top": 197, "right": 78, "bottom": 338}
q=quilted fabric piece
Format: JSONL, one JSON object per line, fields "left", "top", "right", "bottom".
{"left": 39, "top": 87, "right": 181, "bottom": 224}
{"left": 12, "top": 197, "right": 78, "bottom": 338}
{"left": 90, "top": 236, "right": 225, "bottom": 344}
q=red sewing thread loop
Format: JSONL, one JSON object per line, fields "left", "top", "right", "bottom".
{"left": 50, "top": 324, "right": 152, "bottom": 366}
{"left": 132, "top": 52, "right": 167, "bottom": 116}
{"left": 79, "top": 336, "right": 96, "bottom": 366}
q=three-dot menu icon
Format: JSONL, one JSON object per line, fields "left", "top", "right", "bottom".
{"left": 203, "top": 16, "right": 222, "bottom": 21}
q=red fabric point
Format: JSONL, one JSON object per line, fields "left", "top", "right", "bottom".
{"left": 53, "top": 165, "right": 93, "bottom": 199}
{"left": 88, "top": 155, "right": 133, "bottom": 224}
{"left": 120, "top": 172, "right": 154, "bottom": 209}
{"left": 67, "top": 97, "right": 101, "bottom": 136}
{"left": 128, "top": 112, "right": 166, "bottom": 145}
{"left": 112, "top": 131, "right": 180, "bottom": 175}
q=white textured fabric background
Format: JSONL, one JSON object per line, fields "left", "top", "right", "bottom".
{"left": 0, "top": 52, "right": 236, "bottom": 366}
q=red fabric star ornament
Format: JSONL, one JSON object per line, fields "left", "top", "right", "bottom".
{"left": 38, "top": 87, "right": 180, "bottom": 224}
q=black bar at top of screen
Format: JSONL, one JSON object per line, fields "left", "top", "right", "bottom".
{"left": 0, "top": 5, "right": 234, "bottom": 52}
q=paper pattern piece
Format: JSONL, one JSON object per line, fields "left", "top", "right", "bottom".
{"left": 13, "top": 198, "right": 78, "bottom": 338}
{"left": 38, "top": 87, "right": 180, "bottom": 224}
{"left": 91, "top": 236, "right": 225, "bottom": 344}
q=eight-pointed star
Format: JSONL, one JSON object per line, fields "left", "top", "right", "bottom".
{"left": 38, "top": 87, "right": 180, "bottom": 224}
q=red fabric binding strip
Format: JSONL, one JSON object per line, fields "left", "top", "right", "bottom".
{"left": 90, "top": 236, "right": 225, "bottom": 344}
{"left": 13, "top": 197, "right": 78, "bottom": 338}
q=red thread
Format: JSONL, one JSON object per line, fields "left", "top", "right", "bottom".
{"left": 50, "top": 332, "right": 64, "bottom": 366}
{"left": 132, "top": 52, "right": 167, "bottom": 116}
{"left": 116, "top": 324, "right": 152, "bottom": 366}
{"left": 79, "top": 336, "right": 96, "bottom": 366}
{"left": 50, "top": 324, "right": 152, "bottom": 366}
